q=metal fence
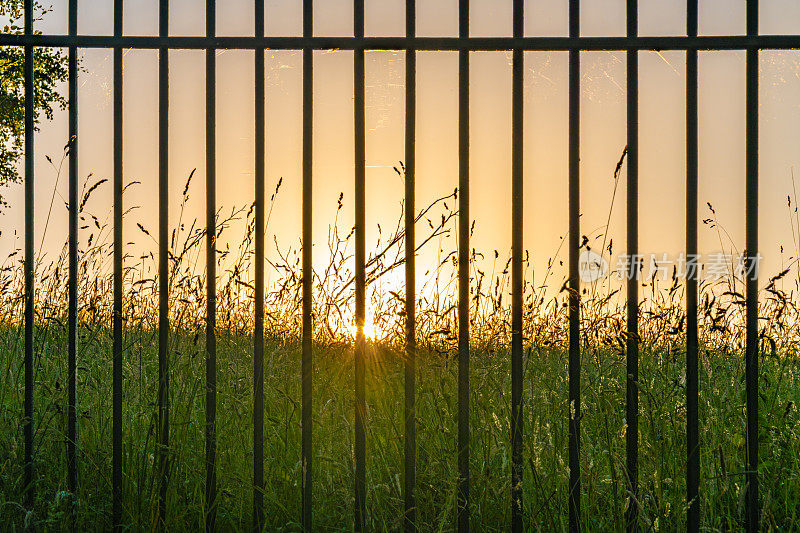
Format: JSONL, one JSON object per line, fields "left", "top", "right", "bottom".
{"left": 0, "top": 0, "right": 781, "bottom": 531}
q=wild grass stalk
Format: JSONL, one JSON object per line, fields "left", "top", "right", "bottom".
{"left": 0, "top": 150, "right": 798, "bottom": 530}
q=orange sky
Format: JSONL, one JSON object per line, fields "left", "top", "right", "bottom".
{"left": 5, "top": 1, "right": 800, "bottom": 305}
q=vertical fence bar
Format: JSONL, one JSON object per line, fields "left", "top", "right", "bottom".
{"left": 157, "top": 0, "right": 170, "bottom": 527}
{"left": 302, "top": 0, "right": 314, "bottom": 529}
{"left": 354, "top": 0, "right": 367, "bottom": 529}
{"left": 457, "top": 0, "right": 470, "bottom": 530}
{"left": 625, "top": 1, "right": 639, "bottom": 532}
{"left": 403, "top": 0, "right": 417, "bottom": 528}
{"left": 205, "top": 0, "right": 217, "bottom": 530}
{"left": 568, "top": 1, "right": 581, "bottom": 531}
{"left": 510, "top": 0, "right": 524, "bottom": 530}
{"left": 685, "top": 0, "right": 699, "bottom": 531}
{"left": 112, "top": 0, "right": 124, "bottom": 528}
{"left": 23, "top": 0, "right": 35, "bottom": 511}
{"left": 745, "top": 1, "right": 759, "bottom": 531}
{"left": 253, "top": 0, "right": 266, "bottom": 530}
{"left": 67, "top": 0, "right": 78, "bottom": 504}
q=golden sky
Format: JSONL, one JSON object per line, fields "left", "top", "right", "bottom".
{"left": 5, "top": 0, "right": 800, "bottom": 303}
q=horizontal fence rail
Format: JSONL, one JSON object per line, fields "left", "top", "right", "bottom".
{"left": 2, "top": 33, "right": 800, "bottom": 50}
{"left": 10, "top": 0, "right": 771, "bottom": 531}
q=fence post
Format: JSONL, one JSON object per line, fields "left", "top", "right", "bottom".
{"left": 568, "top": 1, "right": 582, "bottom": 531}
{"left": 457, "top": 0, "right": 470, "bottom": 530}
{"left": 625, "top": 1, "right": 640, "bottom": 531}
{"left": 253, "top": 0, "right": 266, "bottom": 529}
{"left": 354, "top": 0, "right": 367, "bottom": 528}
{"left": 23, "top": 0, "right": 35, "bottom": 512}
{"left": 745, "top": 1, "right": 760, "bottom": 530}
{"left": 404, "top": 0, "right": 417, "bottom": 528}
{"left": 685, "top": 1, "right": 700, "bottom": 531}
{"left": 301, "top": 0, "right": 314, "bottom": 529}
{"left": 111, "top": 0, "right": 124, "bottom": 528}
{"left": 157, "top": 0, "right": 171, "bottom": 526}
{"left": 510, "top": 0, "right": 524, "bottom": 530}
{"left": 205, "top": 1, "right": 218, "bottom": 529}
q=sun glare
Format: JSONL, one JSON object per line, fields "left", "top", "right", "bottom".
{"left": 348, "top": 319, "right": 380, "bottom": 340}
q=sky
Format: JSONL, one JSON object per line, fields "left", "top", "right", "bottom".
{"left": 5, "top": 0, "right": 800, "bottom": 308}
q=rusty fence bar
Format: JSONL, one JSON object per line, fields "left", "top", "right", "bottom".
{"left": 12, "top": 0, "right": 775, "bottom": 529}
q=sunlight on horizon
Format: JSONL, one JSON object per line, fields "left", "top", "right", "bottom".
{"left": 348, "top": 319, "right": 382, "bottom": 341}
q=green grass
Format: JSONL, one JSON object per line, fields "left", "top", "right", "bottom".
{"left": 1, "top": 324, "right": 799, "bottom": 531}
{"left": 2, "top": 161, "right": 800, "bottom": 530}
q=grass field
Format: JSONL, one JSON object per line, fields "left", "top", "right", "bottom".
{"left": 1, "top": 165, "right": 799, "bottom": 530}
{"left": 1, "top": 323, "right": 799, "bottom": 531}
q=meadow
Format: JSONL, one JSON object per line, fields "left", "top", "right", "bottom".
{"left": 1, "top": 163, "right": 799, "bottom": 531}
{"left": 1, "top": 327, "right": 800, "bottom": 531}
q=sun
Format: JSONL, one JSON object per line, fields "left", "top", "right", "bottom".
{"left": 348, "top": 319, "right": 380, "bottom": 340}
